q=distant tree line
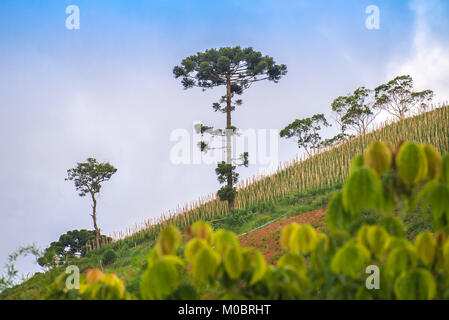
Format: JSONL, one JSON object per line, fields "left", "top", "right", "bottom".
{"left": 280, "top": 75, "right": 434, "bottom": 155}
{"left": 37, "top": 229, "right": 111, "bottom": 268}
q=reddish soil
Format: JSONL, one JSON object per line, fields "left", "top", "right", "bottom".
{"left": 239, "top": 208, "right": 327, "bottom": 264}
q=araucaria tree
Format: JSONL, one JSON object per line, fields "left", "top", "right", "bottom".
{"left": 66, "top": 158, "right": 117, "bottom": 248}
{"left": 374, "top": 75, "right": 434, "bottom": 120}
{"left": 280, "top": 114, "right": 330, "bottom": 157}
{"left": 173, "top": 46, "right": 287, "bottom": 212}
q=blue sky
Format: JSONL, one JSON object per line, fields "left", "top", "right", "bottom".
{"left": 1, "top": 0, "right": 449, "bottom": 279}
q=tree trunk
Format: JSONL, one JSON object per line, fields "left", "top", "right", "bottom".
{"left": 226, "top": 76, "right": 234, "bottom": 213}
{"left": 302, "top": 144, "right": 311, "bottom": 158}
{"left": 399, "top": 105, "right": 406, "bottom": 120}
{"left": 91, "top": 193, "right": 100, "bottom": 249}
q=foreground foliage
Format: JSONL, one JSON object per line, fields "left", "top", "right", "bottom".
{"left": 47, "top": 140, "right": 449, "bottom": 300}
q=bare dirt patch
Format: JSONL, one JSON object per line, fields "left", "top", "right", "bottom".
{"left": 239, "top": 208, "right": 327, "bottom": 264}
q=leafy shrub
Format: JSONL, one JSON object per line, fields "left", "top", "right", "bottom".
{"left": 228, "top": 210, "right": 255, "bottom": 227}
{"left": 280, "top": 194, "right": 299, "bottom": 206}
{"left": 47, "top": 141, "right": 449, "bottom": 300}
{"left": 255, "top": 201, "right": 276, "bottom": 213}
{"left": 102, "top": 250, "right": 117, "bottom": 266}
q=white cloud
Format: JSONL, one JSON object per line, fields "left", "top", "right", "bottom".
{"left": 387, "top": 0, "right": 449, "bottom": 104}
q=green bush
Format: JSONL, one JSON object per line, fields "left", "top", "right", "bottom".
{"left": 102, "top": 250, "right": 117, "bottom": 266}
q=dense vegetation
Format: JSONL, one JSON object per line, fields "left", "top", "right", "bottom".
{"left": 37, "top": 140, "right": 449, "bottom": 299}
{"left": 1, "top": 104, "right": 448, "bottom": 299}
{"left": 37, "top": 230, "right": 111, "bottom": 268}
{"left": 0, "top": 100, "right": 449, "bottom": 299}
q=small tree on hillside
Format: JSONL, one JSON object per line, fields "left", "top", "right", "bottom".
{"left": 173, "top": 46, "right": 287, "bottom": 212}
{"left": 344, "top": 87, "right": 378, "bottom": 136}
{"left": 66, "top": 158, "right": 117, "bottom": 249}
{"left": 331, "top": 95, "right": 350, "bottom": 137}
{"left": 331, "top": 87, "right": 378, "bottom": 137}
{"left": 374, "top": 75, "right": 434, "bottom": 120}
{"left": 280, "top": 114, "right": 330, "bottom": 157}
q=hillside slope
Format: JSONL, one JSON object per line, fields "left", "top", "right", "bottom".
{"left": 111, "top": 105, "right": 449, "bottom": 245}
{"left": 1, "top": 105, "right": 448, "bottom": 299}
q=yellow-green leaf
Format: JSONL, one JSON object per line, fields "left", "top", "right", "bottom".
{"left": 422, "top": 145, "right": 442, "bottom": 180}
{"left": 211, "top": 229, "right": 240, "bottom": 255}
{"left": 364, "top": 141, "right": 392, "bottom": 176}
{"left": 140, "top": 259, "right": 179, "bottom": 299}
{"left": 156, "top": 225, "right": 181, "bottom": 256}
{"left": 278, "top": 252, "right": 306, "bottom": 277}
{"left": 185, "top": 238, "right": 208, "bottom": 264}
{"left": 191, "top": 221, "right": 213, "bottom": 242}
{"left": 288, "top": 224, "right": 317, "bottom": 255}
{"left": 394, "top": 268, "right": 436, "bottom": 300}
{"left": 385, "top": 241, "right": 417, "bottom": 279}
{"left": 250, "top": 251, "right": 267, "bottom": 285}
{"left": 223, "top": 246, "right": 243, "bottom": 279}
{"left": 342, "top": 167, "right": 382, "bottom": 215}
{"left": 396, "top": 142, "right": 428, "bottom": 186}
{"left": 326, "top": 191, "right": 352, "bottom": 231}
{"left": 415, "top": 231, "right": 436, "bottom": 267}
{"left": 192, "top": 247, "right": 219, "bottom": 283}
{"left": 330, "top": 241, "right": 370, "bottom": 278}
{"left": 280, "top": 223, "right": 299, "bottom": 249}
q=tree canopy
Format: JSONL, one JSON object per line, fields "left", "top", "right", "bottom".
{"left": 280, "top": 114, "right": 330, "bottom": 157}
{"left": 38, "top": 230, "right": 111, "bottom": 267}
{"left": 374, "top": 75, "right": 434, "bottom": 120}
{"left": 173, "top": 46, "right": 287, "bottom": 93}
{"left": 332, "top": 87, "right": 378, "bottom": 137}
{"left": 66, "top": 158, "right": 117, "bottom": 197}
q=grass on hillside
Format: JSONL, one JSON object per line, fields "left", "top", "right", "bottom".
{"left": 109, "top": 105, "right": 449, "bottom": 247}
